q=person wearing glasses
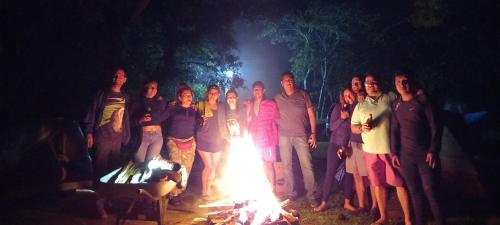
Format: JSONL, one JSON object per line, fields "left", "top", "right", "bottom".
{"left": 351, "top": 74, "right": 411, "bottom": 225}
{"left": 391, "top": 72, "right": 443, "bottom": 225}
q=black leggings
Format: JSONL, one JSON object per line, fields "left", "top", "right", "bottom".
{"left": 400, "top": 152, "right": 443, "bottom": 225}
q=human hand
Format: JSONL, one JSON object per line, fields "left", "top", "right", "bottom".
{"left": 357, "top": 95, "right": 365, "bottom": 102}
{"left": 340, "top": 110, "right": 349, "bottom": 120}
{"left": 140, "top": 115, "right": 152, "bottom": 124}
{"left": 362, "top": 123, "right": 372, "bottom": 132}
{"left": 86, "top": 133, "right": 94, "bottom": 148}
{"left": 308, "top": 134, "right": 317, "bottom": 149}
{"left": 426, "top": 152, "right": 436, "bottom": 169}
{"left": 201, "top": 115, "right": 208, "bottom": 126}
{"left": 336, "top": 148, "right": 345, "bottom": 159}
{"left": 391, "top": 155, "right": 401, "bottom": 168}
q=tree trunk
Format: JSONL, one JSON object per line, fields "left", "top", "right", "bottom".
{"left": 317, "top": 58, "right": 328, "bottom": 120}
{"left": 303, "top": 67, "right": 311, "bottom": 90}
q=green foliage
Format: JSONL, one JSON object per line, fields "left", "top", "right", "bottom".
{"left": 119, "top": 0, "right": 243, "bottom": 100}
{"left": 260, "top": 1, "right": 376, "bottom": 119}
{"left": 411, "top": 0, "right": 447, "bottom": 28}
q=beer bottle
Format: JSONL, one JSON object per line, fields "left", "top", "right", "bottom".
{"left": 145, "top": 106, "right": 152, "bottom": 117}
{"left": 366, "top": 113, "right": 373, "bottom": 129}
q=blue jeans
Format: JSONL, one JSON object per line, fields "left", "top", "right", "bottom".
{"left": 279, "top": 135, "right": 319, "bottom": 203}
{"left": 135, "top": 130, "right": 163, "bottom": 163}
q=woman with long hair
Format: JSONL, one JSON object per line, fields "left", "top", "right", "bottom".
{"left": 195, "top": 85, "right": 228, "bottom": 201}
{"left": 130, "top": 80, "right": 166, "bottom": 164}
{"left": 315, "top": 86, "right": 357, "bottom": 212}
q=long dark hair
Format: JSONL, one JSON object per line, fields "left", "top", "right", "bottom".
{"left": 225, "top": 89, "right": 239, "bottom": 111}
{"left": 339, "top": 85, "right": 354, "bottom": 108}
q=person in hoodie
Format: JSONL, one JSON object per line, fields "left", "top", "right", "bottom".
{"left": 83, "top": 67, "right": 131, "bottom": 219}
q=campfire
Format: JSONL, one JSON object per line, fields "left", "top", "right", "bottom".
{"left": 201, "top": 135, "right": 300, "bottom": 225}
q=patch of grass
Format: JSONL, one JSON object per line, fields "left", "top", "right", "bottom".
{"left": 285, "top": 195, "right": 404, "bottom": 225}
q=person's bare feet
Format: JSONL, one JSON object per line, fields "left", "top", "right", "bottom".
{"left": 343, "top": 200, "right": 357, "bottom": 212}
{"left": 370, "top": 218, "right": 387, "bottom": 225}
{"left": 313, "top": 201, "right": 328, "bottom": 212}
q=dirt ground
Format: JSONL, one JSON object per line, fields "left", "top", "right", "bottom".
{"left": 2, "top": 134, "right": 499, "bottom": 225}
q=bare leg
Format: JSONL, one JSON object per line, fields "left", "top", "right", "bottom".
{"left": 354, "top": 174, "right": 366, "bottom": 208}
{"left": 370, "top": 185, "right": 378, "bottom": 210}
{"left": 264, "top": 162, "right": 276, "bottom": 190}
{"left": 396, "top": 186, "right": 412, "bottom": 225}
{"left": 374, "top": 186, "right": 387, "bottom": 224}
{"left": 198, "top": 150, "right": 213, "bottom": 198}
{"left": 209, "top": 152, "right": 222, "bottom": 197}
{"left": 344, "top": 198, "right": 357, "bottom": 211}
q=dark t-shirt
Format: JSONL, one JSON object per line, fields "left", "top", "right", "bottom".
{"left": 165, "top": 106, "right": 198, "bottom": 139}
{"left": 391, "top": 95, "right": 439, "bottom": 155}
{"left": 274, "top": 89, "right": 313, "bottom": 137}
{"left": 226, "top": 107, "right": 246, "bottom": 136}
{"left": 130, "top": 97, "right": 166, "bottom": 126}
{"left": 196, "top": 109, "right": 223, "bottom": 152}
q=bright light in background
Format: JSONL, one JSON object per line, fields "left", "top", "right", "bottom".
{"left": 224, "top": 70, "right": 234, "bottom": 78}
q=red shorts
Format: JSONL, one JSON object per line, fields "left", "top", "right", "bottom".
{"left": 363, "top": 152, "right": 404, "bottom": 187}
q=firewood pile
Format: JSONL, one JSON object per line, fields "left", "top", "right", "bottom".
{"left": 206, "top": 200, "right": 300, "bottom": 225}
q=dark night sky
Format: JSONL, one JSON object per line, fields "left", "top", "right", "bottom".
{"left": 233, "top": 20, "right": 291, "bottom": 100}
{"left": 0, "top": 0, "right": 498, "bottom": 136}
{"left": 0, "top": 1, "right": 499, "bottom": 209}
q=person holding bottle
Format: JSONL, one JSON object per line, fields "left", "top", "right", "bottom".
{"left": 130, "top": 80, "right": 166, "bottom": 164}
{"left": 351, "top": 74, "right": 411, "bottom": 225}
{"left": 315, "top": 86, "right": 356, "bottom": 212}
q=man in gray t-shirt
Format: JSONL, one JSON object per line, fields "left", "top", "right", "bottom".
{"left": 274, "top": 72, "right": 319, "bottom": 207}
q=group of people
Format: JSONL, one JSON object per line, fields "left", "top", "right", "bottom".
{"left": 84, "top": 67, "right": 443, "bottom": 225}
{"left": 317, "top": 73, "right": 443, "bottom": 225}
{"left": 83, "top": 67, "right": 282, "bottom": 217}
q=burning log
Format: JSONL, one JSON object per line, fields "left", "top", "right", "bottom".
{"left": 205, "top": 200, "right": 299, "bottom": 225}
{"left": 204, "top": 135, "right": 301, "bottom": 225}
